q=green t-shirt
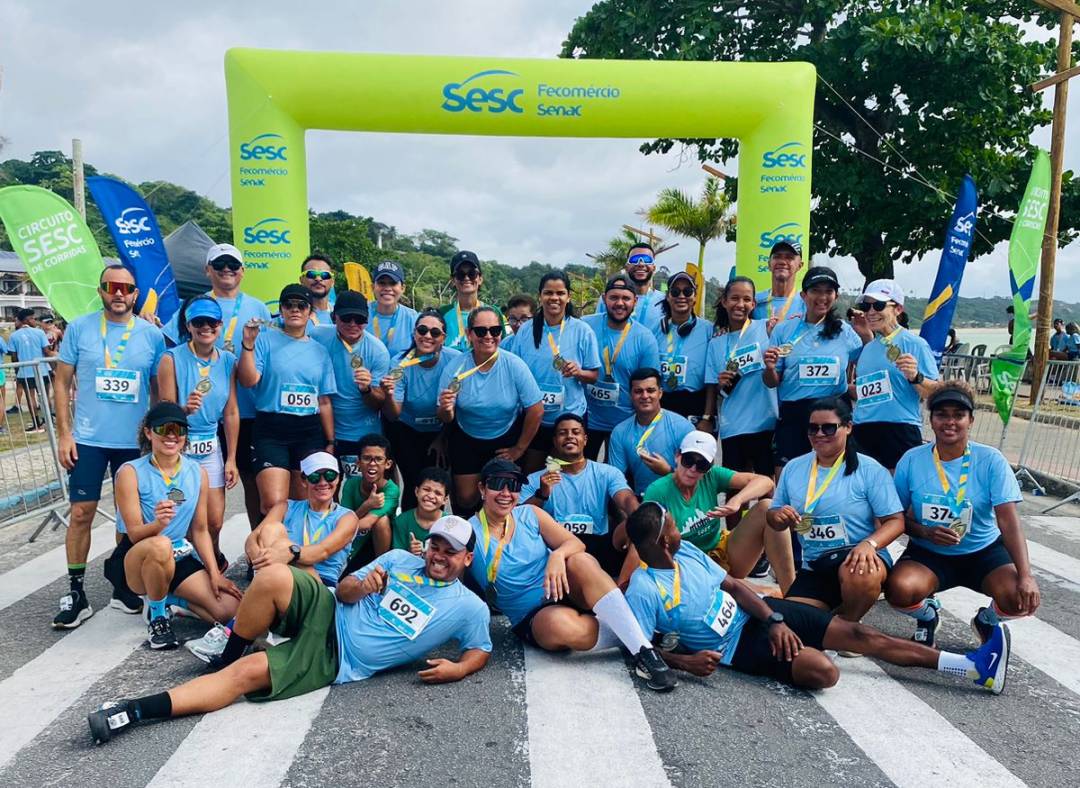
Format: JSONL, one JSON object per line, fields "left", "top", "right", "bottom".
{"left": 643, "top": 466, "right": 736, "bottom": 551}
{"left": 390, "top": 507, "right": 445, "bottom": 551}
{"left": 341, "top": 477, "right": 401, "bottom": 554}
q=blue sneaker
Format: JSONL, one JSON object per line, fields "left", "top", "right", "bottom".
{"left": 968, "top": 623, "right": 1010, "bottom": 695}
{"left": 912, "top": 597, "right": 942, "bottom": 647}
{"left": 970, "top": 606, "right": 998, "bottom": 645}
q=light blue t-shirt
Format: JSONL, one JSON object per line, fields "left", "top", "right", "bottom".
{"left": 751, "top": 288, "right": 806, "bottom": 323}
{"left": 250, "top": 329, "right": 337, "bottom": 415}
{"left": 283, "top": 499, "right": 354, "bottom": 585}
{"left": 1050, "top": 332, "right": 1069, "bottom": 353}
{"left": 772, "top": 452, "right": 901, "bottom": 569}
{"left": 504, "top": 316, "right": 601, "bottom": 426}
{"left": 522, "top": 460, "right": 630, "bottom": 537}
{"left": 608, "top": 408, "right": 695, "bottom": 496}
{"left": 166, "top": 344, "right": 237, "bottom": 439}
{"left": 437, "top": 350, "right": 543, "bottom": 440}
{"left": 769, "top": 318, "right": 864, "bottom": 402}
{"left": 582, "top": 314, "right": 661, "bottom": 432}
{"left": 391, "top": 346, "right": 463, "bottom": 433}
{"left": 652, "top": 316, "right": 713, "bottom": 393}
{"left": 704, "top": 319, "right": 778, "bottom": 439}
{"left": 115, "top": 453, "right": 202, "bottom": 542}
{"left": 10, "top": 326, "right": 49, "bottom": 379}
{"left": 894, "top": 441, "right": 1022, "bottom": 556}
{"left": 59, "top": 311, "right": 166, "bottom": 449}
{"left": 853, "top": 328, "right": 938, "bottom": 426}
{"left": 163, "top": 292, "right": 272, "bottom": 420}
{"left": 626, "top": 542, "right": 750, "bottom": 665}
{"left": 467, "top": 505, "right": 550, "bottom": 627}
{"left": 595, "top": 288, "right": 665, "bottom": 331}
{"left": 310, "top": 326, "right": 389, "bottom": 441}
{"left": 368, "top": 302, "right": 418, "bottom": 356}
{"left": 334, "top": 550, "right": 492, "bottom": 683}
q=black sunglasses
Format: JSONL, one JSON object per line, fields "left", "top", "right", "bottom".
{"left": 679, "top": 453, "right": 711, "bottom": 473}
{"left": 209, "top": 259, "right": 243, "bottom": 272}
{"left": 189, "top": 317, "right": 221, "bottom": 329}
{"left": 453, "top": 268, "right": 480, "bottom": 281}
{"left": 669, "top": 286, "right": 696, "bottom": 298}
{"left": 470, "top": 325, "right": 503, "bottom": 338}
{"left": 337, "top": 314, "right": 367, "bottom": 325}
{"left": 416, "top": 325, "right": 444, "bottom": 338}
{"left": 281, "top": 299, "right": 310, "bottom": 311}
{"left": 484, "top": 476, "right": 522, "bottom": 493}
{"left": 304, "top": 469, "right": 339, "bottom": 484}
{"left": 151, "top": 423, "right": 189, "bottom": 438}
{"left": 807, "top": 423, "right": 841, "bottom": 436}
{"left": 857, "top": 301, "right": 891, "bottom": 312}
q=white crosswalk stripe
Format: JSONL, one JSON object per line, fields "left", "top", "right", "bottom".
{"left": 0, "top": 522, "right": 115, "bottom": 612}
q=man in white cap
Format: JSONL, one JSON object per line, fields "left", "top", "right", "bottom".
{"left": 87, "top": 514, "right": 492, "bottom": 744}
{"left": 642, "top": 431, "right": 795, "bottom": 592}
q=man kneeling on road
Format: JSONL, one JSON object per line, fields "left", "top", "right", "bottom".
{"left": 623, "top": 502, "right": 1012, "bottom": 694}
{"left": 87, "top": 516, "right": 492, "bottom": 743}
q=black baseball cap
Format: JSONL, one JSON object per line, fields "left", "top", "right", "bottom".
{"left": 928, "top": 387, "right": 974, "bottom": 413}
{"left": 16, "top": 308, "right": 35, "bottom": 321}
{"left": 373, "top": 260, "right": 405, "bottom": 284}
{"left": 770, "top": 240, "right": 803, "bottom": 257}
{"left": 278, "top": 283, "right": 313, "bottom": 305}
{"left": 333, "top": 290, "right": 369, "bottom": 319}
{"left": 146, "top": 401, "right": 189, "bottom": 429}
{"left": 801, "top": 266, "right": 840, "bottom": 292}
{"left": 450, "top": 250, "right": 482, "bottom": 274}
{"left": 604, "top": 274, "right": 635, "bottom": 294}
{"left": 667, "top": 270, "right": 696, "bottom": 288}
{"left": 479, "top": 458, "right": 527, "bottom": 483}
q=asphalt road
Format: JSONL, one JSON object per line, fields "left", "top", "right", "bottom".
{"left": 0, "top": 491, "right": 1078, "bottom": 788}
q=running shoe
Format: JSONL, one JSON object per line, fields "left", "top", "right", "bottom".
{"left": 970, "top": 606, "right": 999, "bottom": 645}
{"left": 87, "top": 701, "right": 132, "bottom": 744}
{"left": 52, "top": 590, "right": 93, "bottom": 629}
{"left": 968, "top": 622, "right": 1010, "bottom": 695}
{"left": 912, "top": 597, "right": 942, "bottom": 648}
{"left": 633, "top": 646, "right": 679, "bottom": 692}
{"left": 148, "top": 616, "right": 179, "bottom": 650}
{"left": 185, "top": 623, "right": 231, "bottom": 663}
{"left": 109, "top": 587, "right": 143, "bottom": 615}
{"left": 749, "top": 556, "right": 771, "bottom": 579}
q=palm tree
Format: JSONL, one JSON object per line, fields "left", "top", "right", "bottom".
{"left": 586, "top": 228, "right": 678, "bottom": 277}
{"left": 643, "top": 177, "right": 734, "bottom": 312}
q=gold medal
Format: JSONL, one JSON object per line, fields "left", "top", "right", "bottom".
{"left": 166, "top": 487, "right": 187, "bottom": 504}
{"left": 223, "top": 340, "right": 235, "bottom": 354}
{"left": 194, "top": 378, "right": 213, "bottom": 394}
{"left": 796, "top": 515, "right": 813, "bottom": 534}
{"left": 636, "top": 446, "right": 652, "bottom": 459}
{"left": 545, "top": 457, "right": 563, "bottom": 475}
{"left": 447, "top": 378, "right": 462, "bottom": 394}
{"left": 350, "top": 355, "right": 364, "bottom": 370}
{"left": 386, "top": 367, "right": 404, "bottom": 382}
{"left": 776, "top": 343, "right": 793, "bottom": 357}
{"left": 726, "top": 359, "right": 740, "bottom": 373}
{"left": 667, "top": 373, "right": 679, "bottom": 389}
{"left": 552, "top": 354, "right": 567, "bottom": 372}
{"left": 949, "top": 518, "right": 968, "bottom": 538}
{"left": 886, "top": 344, "right": 901, "bottom": 362}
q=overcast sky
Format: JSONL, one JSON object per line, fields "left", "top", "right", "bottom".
{"left": 2, "top": 0, "right": 1078, "bottom": 304}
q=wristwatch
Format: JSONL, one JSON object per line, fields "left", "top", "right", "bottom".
{"left": 288, "top": 544, "right": 302, "bottom": 565}
{"left": 767, "top": 611, "right": 785, "bottom": 628}
{"left": 911, "top": 371, "right": 925, "bottom": 385}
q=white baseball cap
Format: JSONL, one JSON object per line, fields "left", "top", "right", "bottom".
{"left": 429, "top": 515, "right": 475, "bottom": 552}
{"left": 679, "top": 431, "right": 717, "bottom": 463}
{"left": 300, "top": 451, "right": 338, "bottom": 477}
{"left": 206, "top": 243, "right": 244, "bottom": 266}
{"left": 862, "top": 279, "right": 904, "bottom": 306}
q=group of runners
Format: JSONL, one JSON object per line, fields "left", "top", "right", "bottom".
{"left": 32, "top": 239, "right": 1040, "bottom": 744}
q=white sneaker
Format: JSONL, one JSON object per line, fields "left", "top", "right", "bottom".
{"left": 185, "top": 623, "right": 231, "bottom": 663}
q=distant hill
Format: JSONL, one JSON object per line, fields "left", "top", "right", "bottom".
{"left": 848, "top": 295, "right": 1080, "bottom": 328}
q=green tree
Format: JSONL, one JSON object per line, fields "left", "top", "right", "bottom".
{"left": 644, "top": 177, "right": 733, "bottom": 293}
{"left": 562, "top": 1, "right": 1080, "bottom": 284}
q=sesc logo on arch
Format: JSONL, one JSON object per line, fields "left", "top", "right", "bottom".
{"left": 239, "top": 133, "right": 288, "bottom": 162}
{"left": 243, "top": 217, "right": 292, "bottom": 246}
{"left": 441, "top": 70, "right": 525, "bottom": 114}
{"left": 759, "top": 222, "right": 804, "bottom": 250}
{"left": 114, "top": 207, "right": 151, "bottom": 235}
{"left": 761, "top": 142, "right": 807, "bottom": 169}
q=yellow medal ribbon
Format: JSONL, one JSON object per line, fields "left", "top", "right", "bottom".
{"left": 101, "top": 314, "right": 136, "bottom": 369}
{"left": 545, "top": 318, "right": 566, "bottom": 359}
{"left": 602, "top": 322, "right": 631, "bottom": 378}
{"left": 188, "top": 341, "right": 214, "bottom": 388}
{"left": 150, "top": 455, "right": 182, "bottom": 488}
{"left": 803, "top": 453, "right": 845, "bottom": 517}
{"left": 726, "top": 319, "right": 753, "bottom": 361}
{"left": 635, "top": 410, "right": 664, "bottom": 452}
{"left": 391, "top": 571, "right": 452, "bottom": 588}
{"left": 372, "top": 310, "right": 397, "bottom": 345}
{"left": 784, "top": 315, "right": 826, "bottom": 352}
{"left": 879, "top": 326, "right": 903, "bottom": 352}
{"left": 302, "top": 503, "right": 334, "bottom": 546}
{"left": 771, "top": 288, "right": 799, "bottom": 322}
{"left": 450, "top": 350, "right": 499, "bottom": 387}
{"left": 479, "top": 509, "right": 516, "bottom": 584}
{"left": 640, "top": 559, "right": 681, "bottom": 611}
{"left": 932, "top": 444, "right": 971, "bottom": 515}
{"left": 208, "top": 292, "right": 243, "bottom": 347}
{"left": 396, "top": 349, "right": 431, "bottom": 370}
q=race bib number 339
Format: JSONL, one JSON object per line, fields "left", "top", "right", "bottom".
{"left": 95, "top": 368, "right": 140, "bottom": 403}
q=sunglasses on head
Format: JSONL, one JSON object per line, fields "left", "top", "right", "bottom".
{"left": 337, "top": 314, "right": 367, "bottom": 325}
{"left": 485, "top": 476, "right": 522, "bottom": 493}
{"left": 151, "top": 423, "right": 188, "bottom": 438}
{"left": 669, "top": 286, "right": 696, "bottom": 298}
{"left": 281, "top": 299, "right": 310, "bottom": 311}
{"left": 679, "top": 453, "right": 711, "bottom": 473}
{"left": 807, "top": 423, "right": 841, "bottom": 436}
{"left": 189, "top": 317, "right": 221, "bottom": 330}
{"left": 101, "top": 281, "right": 136, "bottom": 296}
{"left": 470, "top": 325, "right": 503, "bottom": 338}
{"left": 857, "top": 300, "right": 891, "bottom": 312}
{"left": 628, "top": 254, "right": 654, "bottom": 266}
{"left": 416, "top": 324, "right": 444, "bottom": 338}
{"left": 304, "top": 469, "right": 339, "bottom": 484}
{"left": 453, "top": 268, "right": 479, "bottom": 281}
{"left": 304, "top": 270, "right": 333, "bottom": 281}
{"left": 209, "top": 259, "right": 243, "bottom": 272}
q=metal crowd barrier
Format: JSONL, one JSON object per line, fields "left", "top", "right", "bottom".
{"left": 921, "top": 353, "right": 1024, "bottom": 454}
{"left": 1014, "top": 359, "right": 1080, "bottom": 513}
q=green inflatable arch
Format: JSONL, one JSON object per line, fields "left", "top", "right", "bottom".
{"left": 225, "top": 49, "right": 815, "bottom": 304}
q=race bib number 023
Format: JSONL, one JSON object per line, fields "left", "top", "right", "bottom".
{"left": 855, "top": 370, "right": 894, "bottom": 406}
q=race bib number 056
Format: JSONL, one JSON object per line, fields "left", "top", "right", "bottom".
{"left": 279, "top": 383, "right": 318, "bottom": 416}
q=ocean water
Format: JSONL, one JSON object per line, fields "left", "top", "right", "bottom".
{"left": 953, "top": 328, "right": 1011, "bottom": 353}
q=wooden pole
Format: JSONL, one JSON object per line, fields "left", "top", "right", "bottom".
{"left": 1030, "top": 12, "right": 1074, "bottom": 403}
{"left": 71, "top": 138, "right": 86, "bottom": 220}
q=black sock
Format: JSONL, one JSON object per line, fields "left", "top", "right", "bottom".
{"left": 129, "top": 692, "right": 172, "bottom": 721}
{"left": 221, "top": 631, "right": 253, "bottom": 666}
{"left": 68, "top": 565, "right": 86, "bottom": 595}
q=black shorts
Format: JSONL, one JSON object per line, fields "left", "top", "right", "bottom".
{"left": 68, "top": 444, "right": 141, "bottom": 503}
{"left": 786, "top": 557, "right": 891, "bottom": 610}
{"left": 898, "top": 536, "right": 1013, "bottom": 594}
{"left": 580, "top": 531, "right": 625, "bottom": 578}
{"left": 252, "top": 412, "right": 326, "bottom": 472}
{"left": 720, "top": 430, "right": 775, "bottom": 475}
{"left": 583, "top": 428, "right": 611, "bottom": 461}
{"left": 448, "top": 415, "right": 524, "bottom": 476}
{"left": 511, "top": 600, "right": 591, "bottom": 648}
{"left": 17, "top": 376, "right": 41, "bottom": 391}
{"left": 853, "top": 422, "right": 923, "bottom": 469}
{"left": 774, "top": 399, "right": 816, "bottom": 467}
{"left": 220, "top": 417, "right": 256, "bottom": 474}
{"left": 662, "top": 388, "right": 708, "bottom": 427}
{"left": 729, "top": 598, "right": 834, "bottom": 685}
{"left": 105, "top": 536, "right": 206, "bottom": 593}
